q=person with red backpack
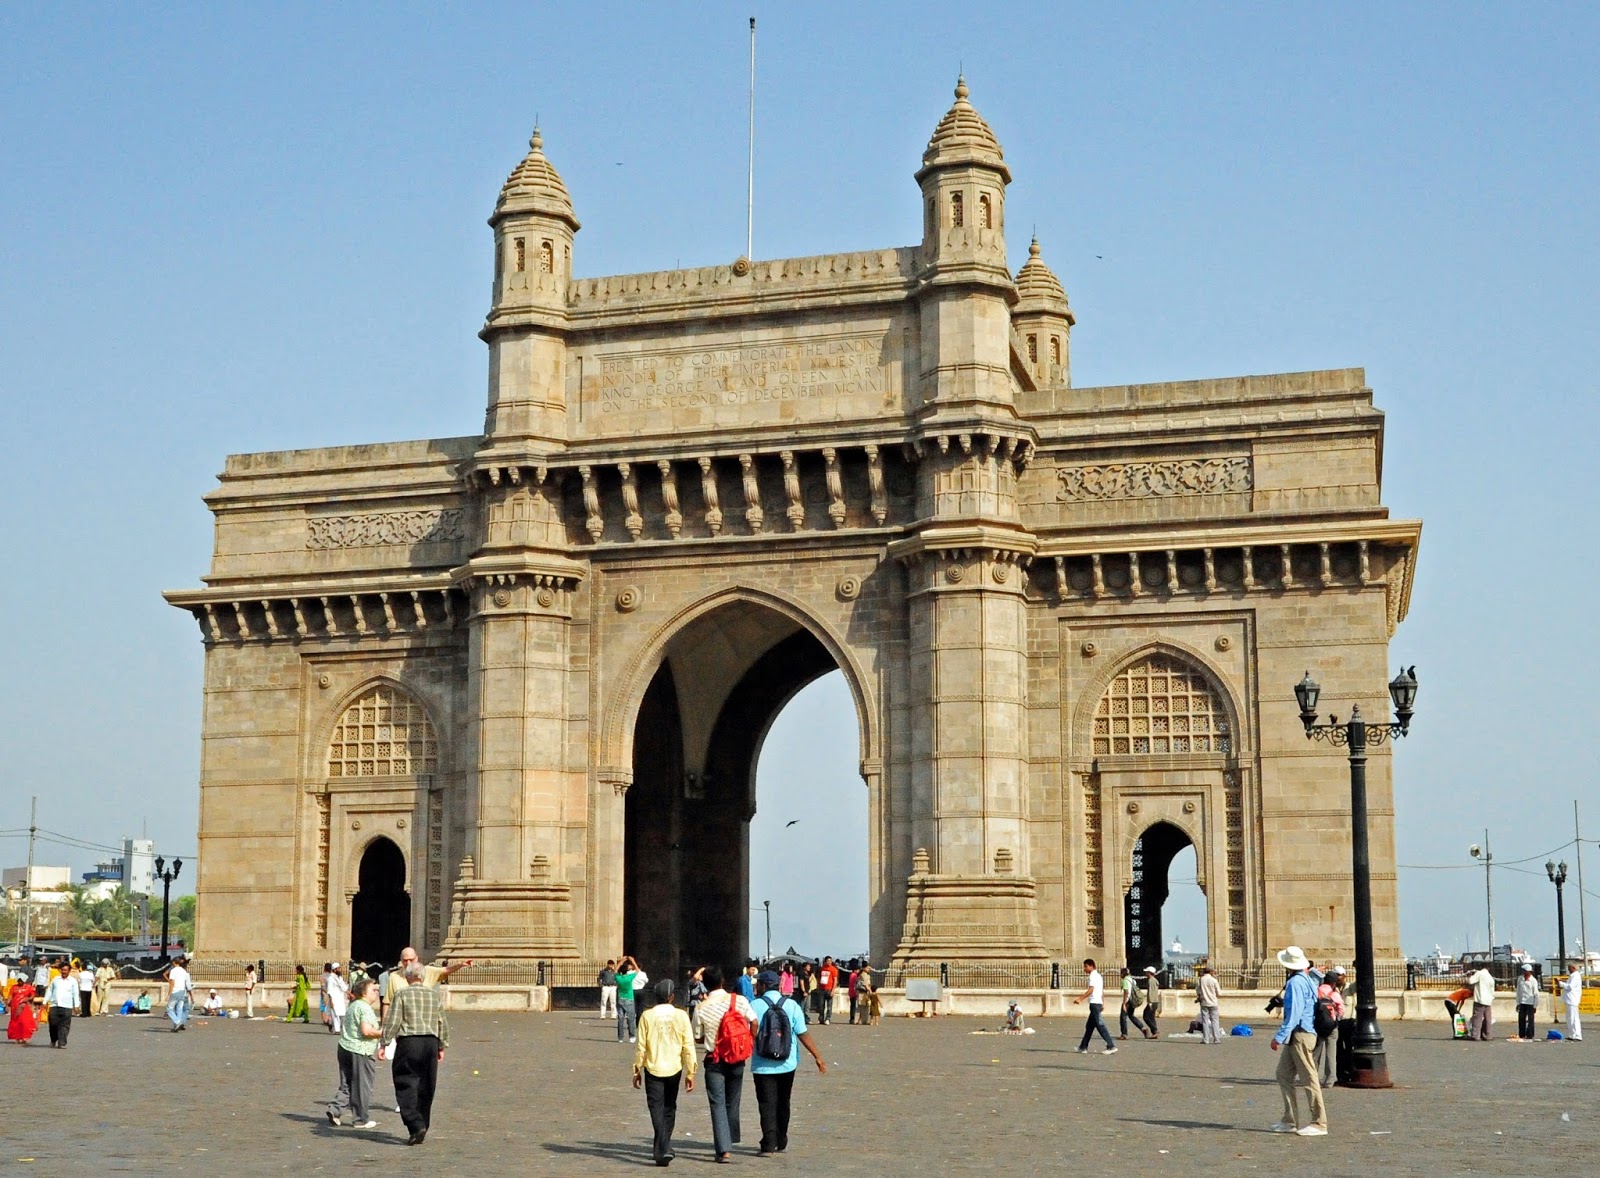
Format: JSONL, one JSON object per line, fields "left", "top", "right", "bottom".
{"left": 692, "top": 965, "right": 757, "bottom": 1164}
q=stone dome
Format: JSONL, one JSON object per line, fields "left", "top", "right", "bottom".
{"left": 919, "top": 76, "right": 1010, "bottom": 183}
{"left": 492, "top": 127, "right": 580, "bottom": 229}
{"left": 1014, "top": 237, "right": 1070, "bottom": 315}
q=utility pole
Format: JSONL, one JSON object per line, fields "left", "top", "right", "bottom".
{"left": 20, "top": 796, "right": 37, "bottom": 950}
{"left": 1577, "top": 801, "right": 1589, "bottom": 963}
{"left": 763, "top": 899, "right": 771, "bottom": 961}
{"left": 1470, "top": 831, "right": 1494, "bottom": 953}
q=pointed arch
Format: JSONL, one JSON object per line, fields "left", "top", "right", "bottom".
{"left": 599, "top": 584, "right": 879, "bottom": 785}
{"left": 1073, "top": 640, "right": 1243, "bottom": 759}
{"left": 325, "top": 680, "right": 440, "bottom": 779}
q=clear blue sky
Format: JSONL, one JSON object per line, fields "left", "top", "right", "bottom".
{"left": 3, "top": 4, "right": 1596, "bottom": 962}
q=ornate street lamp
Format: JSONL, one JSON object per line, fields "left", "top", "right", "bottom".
{"left": 1294, "top": 666, "right": 1418, "bottom": 1090}
{"left": 154, "top": 855, "right": 183, "bottom": 965}
{"left": 1546, "top": 859, "right": 1569, "bottom": 974}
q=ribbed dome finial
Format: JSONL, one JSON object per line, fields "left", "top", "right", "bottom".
{"left": 1028, "top": 235, "right": 1041, "bottom": 258}
{"left": 919, "top": 74, "right": 1009, "bottom": 183}
{"left": 493, "top": 124, "right": 579, "bottom": 229}
{"left": 1015, "top": 235, "right": 1071, "bottom": 316}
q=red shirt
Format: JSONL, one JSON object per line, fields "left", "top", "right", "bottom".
{"left": 819, "top": 965, "right": 838, "bottom": 991}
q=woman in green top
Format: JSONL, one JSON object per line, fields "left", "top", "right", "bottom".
{"left": 287, "top": 964, "right": 311, "bottom": 1022}
{"left": 327, "top": 976, "right": 382, "bottom": 1127}
{"left": 616, "top": 956, "right": 640, "bottom": 1042}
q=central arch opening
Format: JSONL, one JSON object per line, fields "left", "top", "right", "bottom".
{"left": 624, "top": 600, "right": 861, "bottom": 984}
{"left": 351, "top": 836, "right": 410, "bottom": 967}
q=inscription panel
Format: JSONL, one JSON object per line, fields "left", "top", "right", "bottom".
{"left": 568, "top": 324, "right": 904, "bottom": 438}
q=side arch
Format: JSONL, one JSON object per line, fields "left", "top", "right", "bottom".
{"left": 598, "top": 583, "right": 880, "bottom": 783}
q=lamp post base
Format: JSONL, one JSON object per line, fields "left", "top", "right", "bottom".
{"left": 1338, "top": 1047, "right": 1392, "bottom": 1089}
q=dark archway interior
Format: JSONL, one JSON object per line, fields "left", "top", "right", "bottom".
{"left": 351, "top": 836, "right": 410, "bottom": 968}
{"left": 1124, "top": 821, "right": 1194, "bottom": 973}
{"left": 626, "top": 622, "right": 837, "bottom": 985}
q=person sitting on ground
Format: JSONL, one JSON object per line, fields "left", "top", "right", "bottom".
{"left": 202, "top": 989, "right": 226, "bottom": 1017}
{"left": 134, "top": 989, "right": 153, "bottom": 1014}
{"left": 1004, "top": 1001, "right": 1025, "bottom": 1033}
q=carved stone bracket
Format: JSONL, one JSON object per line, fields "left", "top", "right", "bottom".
{"left": 180, "top": 585, "right": 471, "bottom": 645}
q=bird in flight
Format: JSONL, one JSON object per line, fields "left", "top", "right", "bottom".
{"left": 785, "top": 820, "right": 799, "bottom": 827}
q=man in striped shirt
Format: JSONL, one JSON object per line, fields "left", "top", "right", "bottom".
{"left": 692, "top": 965, "right": 758, "bottom": 1162}
{"left": 380, "top": 963, "right": 450, "bottom": 1146}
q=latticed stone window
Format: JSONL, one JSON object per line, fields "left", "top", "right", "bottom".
{"left": 328, "top": 684, "right": 438, "bottom": 777}
{"left": 978, "top": 192, "right": 992, "bottom": 229}
{"left": 513, "top": 237, "right": 526, "bottom": 273}
{"left": 951, "top": 191, "right": 964, "bottom": 227}
{"left": 1027, "top": 333, "right": 1038, "bottom": 362}
{"left": 539, "top": 240, "right": 554, "bottom": 273}
{"left": 1092, "top": 654, "right": 1231, "bottom": 756}
{"left": 1050, "top": 336, "right": 1061, "bottom": 365}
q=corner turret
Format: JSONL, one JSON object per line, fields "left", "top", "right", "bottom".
{"left": 1012, "top": 237, "right": 1074, "bottom": 387}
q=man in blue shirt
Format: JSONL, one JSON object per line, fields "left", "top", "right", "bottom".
{"left": 735, "top": 962, "right": 757, "bottom": 1003}
{"left": 750, "top": 969, "right": 827, "bottom": 1156}
{"left": 1269, "top": 945, "right": 1327, "bottom": 1136}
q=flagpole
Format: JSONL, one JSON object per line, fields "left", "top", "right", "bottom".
{"left": 746, "top": 16, "right": 756, "bottom": 261}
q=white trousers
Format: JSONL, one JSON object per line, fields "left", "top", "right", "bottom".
{"left": 600, "top": 985, "right": 618, "bottom": 1017}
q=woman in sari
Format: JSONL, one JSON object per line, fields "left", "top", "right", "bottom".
{"left": 7, "top": 978, "right": 38, "bottom": 1044}
{"left": 287, "top": 964, "right": 311, "bottom": 1022}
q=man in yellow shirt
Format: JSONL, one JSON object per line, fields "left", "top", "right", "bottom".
{"left": 380, "top": 947, "right": 472, "bottom": 1016}
{"left": 633, "top": 979, "right": 695, "bottom": 1166}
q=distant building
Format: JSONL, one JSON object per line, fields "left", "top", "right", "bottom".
{"left": 2, "top": 865, "right": 73, "bottom": 905}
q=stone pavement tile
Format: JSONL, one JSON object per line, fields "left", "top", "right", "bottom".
{"left": 2, "top": 1012, "right": 1595, "bottom": 1174}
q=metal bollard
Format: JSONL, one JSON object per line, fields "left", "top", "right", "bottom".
{"left": 1051, "top": 961, "right": 1061, "bottom": 990}
{"left": 258, "top": 957, "right": 267, "bottom": 984}
{"left": 939, "top": 962, "right": 949, "bottom": 987}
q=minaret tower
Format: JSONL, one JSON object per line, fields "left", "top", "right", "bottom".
{"left": 914, "top": 75, "right": 1016, "bottom": 423}
{"left": 481, "top": 127, "right": 578, "bottom": 449}
{"left": 1012, "top": 237, "right": 1075, "bottom": 387}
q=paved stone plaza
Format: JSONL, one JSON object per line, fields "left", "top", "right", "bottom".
{"left": 5, "top": 1011, "right": 1591, "bottom": 1173}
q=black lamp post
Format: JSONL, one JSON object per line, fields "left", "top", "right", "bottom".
{"left": 154, "top": 855, "right": 183, "bottom": 965}
{"left": 1294, "top": 665, "right": 1418, "bottom": 1090}
{"left": 1546, "top": 859, "right": 1569, "bottom": 974}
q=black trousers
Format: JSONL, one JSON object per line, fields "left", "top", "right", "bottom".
{"left": 392, "top": 1034, "right": 440, "bottom": 1133}
{"left": 79, "top": 991, "right": 92, "bottom": 1017}
{"left": 643, "top": 1069, "right": 682, "bottom": 1162}
{"left": 753, "top": 1070, "right": 795, "bottom": 1153}
{"left": 1142, "top": 1005, "right": 1159, "bottom": 1036}
{"left": 48, "top": 1006, "right": 72, "bottom": 1047}
{"left": 1517, "top": 1003, "right": 1537, "bottom": 1040}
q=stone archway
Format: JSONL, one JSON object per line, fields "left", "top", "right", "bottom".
{"left": 351, "top": 837, "right": 410, "bottom": 967}
{"left": 623, "top": 600, "right": 851, "bottom": 982}
{"left": 1124, "top": 820, "right": 1197, "bottom": 973}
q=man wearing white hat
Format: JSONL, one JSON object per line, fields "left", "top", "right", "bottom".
{"left": 1514, "top": 963, "right": 1540, "bottom": 1041}
{"left": 1269, "top": 945, "right": 1326, "bottom": 1137}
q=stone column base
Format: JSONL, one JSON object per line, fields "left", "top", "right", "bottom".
{"left": 437, "top": 855, "right": 582, "bottom": 963}
{"left": 890, "top": 849, "right": 1049, "bottom": 967}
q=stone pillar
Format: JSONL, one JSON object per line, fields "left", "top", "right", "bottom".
{"left": 439, "top": 560, "right": 585, "bottom": 964}
{"left": 889, "top": 537, "right": 1047, "bottom": 967}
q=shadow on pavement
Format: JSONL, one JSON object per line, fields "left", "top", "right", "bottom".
{"left": 543, "top": 1139, "right": 663, "bottom": 1165}
{"left": 279, "top": 1110, "right": 409, "bottom": 1146}
{"left": 1116, "top": 1116, "right": 1241, "bottom": 1132}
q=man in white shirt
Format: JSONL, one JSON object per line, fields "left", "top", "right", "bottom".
{"left": 692, "top": 965, "right": 758, "bottom": 1163}
{"left": 1071, "top": 958, "right": 1118, "bottom": 1054}
{"left": 1466, "top": 965, "right": 1495, "bottom": 1041}
{"left": 166, "top": 954, "right": 194, "bottom": 1032}
{"left": 1560, "top": 966, "right": 1584, "bottom": 1042}
{"left": 325, "top": 962, "right": 350, "bottom": 1034}
{"left": 76, "top": 961, "right": 95, "bottom": 1016}
{"left": 1197, "top": 963, "right": 1223, "bottom": 1045}
{"left": 44, "top": 961, "right": 79, "bottom": 1048}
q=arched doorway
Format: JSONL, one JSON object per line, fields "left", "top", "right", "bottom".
{"left": 1124, "top": 821, "right": 1199, "bottom": 973}
{"left": 351, "top": 837, "right": 410, "bottom": 967}
{"left": 624, "top": 600, "right": 860, "bottom": 983}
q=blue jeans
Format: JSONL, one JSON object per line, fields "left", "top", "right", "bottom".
{"left": 616, "top": 997, "right": 637, "bottom": 1040}
{"left": 1079, "top": 1002, "right": 1115, "bottom": 1050}
{"left": 1119, "top": 1002, "right": 1147, "bottom": 1037}
{"left": 703, "top": 1058, "right": 746, "bottom": 1155}
{"left": 168, "top": 992, "right": 191, "bottom": 1028}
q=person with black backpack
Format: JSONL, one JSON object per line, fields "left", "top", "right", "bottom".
{"left": 691, "top": 965, "right": 757, "bottom": 1163}
{"left": 750, "top": 968, "right": 827, "bottom": 1157}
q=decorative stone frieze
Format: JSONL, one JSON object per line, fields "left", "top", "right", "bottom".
{"left": 307, "top": 508, "right": 467, "bottom": 549}
{"left": 1055, "top": 456, "right": 1251, "bottom": 502}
